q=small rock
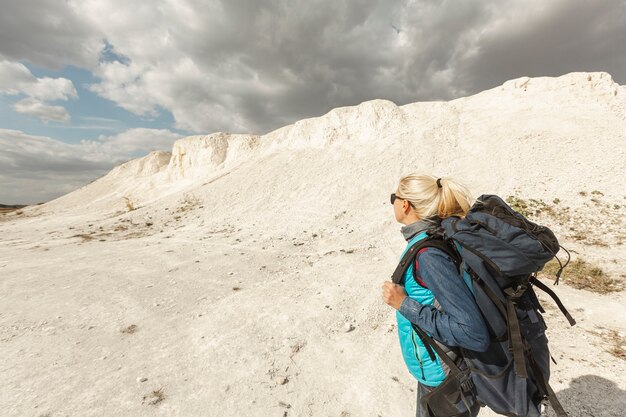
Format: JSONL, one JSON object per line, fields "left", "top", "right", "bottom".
{"left": 275, "top": 375, "right": 288, "bottom": 385}
{"left": 228, "top": 272, "right": 235, "bottom": 276}
{"left": 279, "top": 401, "right": 291, "bottom": 408}
{"left": 137, "top": 377, "right": 148, "bottom": 383}
{"left": 344, "top": 323, "right": 355, "bottom": 332}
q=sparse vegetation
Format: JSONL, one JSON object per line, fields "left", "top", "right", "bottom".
{"left": 591, "top": 190, "right": 604, "bottom": 196}
{"left": 579, "top": 191, "right": 588, "bottom": 196}
{"left": 72, "top": 233, "right": 95, "bottom": 242}
{"left": 176, "top": 192, "right": 202, "bottom": 213}
{"left": 121, "top": 324, "right": 138, "bottom": 334}
{"left": 587, "top": 238, "right": 609, "bottom": 247}
{"left": 540, "top": 259, "right": 623, "bottom": 294}
{"left": 506, "top": 195, "right": 530, "bottom": 217}
{"left": 608, "top": 330, "right": 626, "bottom": 360}
{"left": 506, "top": 195, "right": 556, "bottom": 218}
{"left": 142, "top": 387, "right": 165, "bottom": 405}
{"left": 587, "top": 327, "right": 626, "bottom": 361}
{"left": 553, "top": 198, "right": 560, "bottom": 204}
{"left": 123, "top": 196, "right": 136, "bottom": 211}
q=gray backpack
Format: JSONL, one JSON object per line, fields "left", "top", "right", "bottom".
{"left": 392, "top": 194, "right": 575, "bottom": 417}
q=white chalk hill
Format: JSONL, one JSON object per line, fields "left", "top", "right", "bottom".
{"left": 3, "top": 72, "right": 626, "bottom": 417}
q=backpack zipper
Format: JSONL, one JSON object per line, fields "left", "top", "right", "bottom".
{"left": 411, "top": 329, "right": 426, "bottom": 380}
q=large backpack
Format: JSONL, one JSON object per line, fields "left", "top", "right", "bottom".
{"left": 391, "top": 194, "right": 576, "bottom": 417}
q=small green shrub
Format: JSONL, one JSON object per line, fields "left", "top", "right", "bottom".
{"left": 506, "top": 195, "right": 530, "bottom": 217}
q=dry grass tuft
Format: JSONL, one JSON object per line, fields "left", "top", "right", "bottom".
{"left": 123, "top": 196, "right": 136, "bottom": 211}
{"left": 587, "top": 327, "right": 626, "bottom": 361}
{"left": 176, "top": 192, "right": 203, "bottom": 213}
{"left": 540, "top": 259, "right": 623, "bottom": 294}
{"left": 72, "top": 233, "right": 95, "bottom": 242}
{"left": 142, "top": 387, "right": 165, "bottom": 405}
{"left": 607, "top": 330, "right": 626, "bottom": 360}
{"left": 121, "top": 324, "right": 138, "bottom": 334}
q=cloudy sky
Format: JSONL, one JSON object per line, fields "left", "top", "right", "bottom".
{"left": 1, "top": 0, "right": 625, "bottom": 204}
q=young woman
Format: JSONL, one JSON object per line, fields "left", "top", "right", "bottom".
{"left": 381, "top": 173, "right": 490, "bottom": 417}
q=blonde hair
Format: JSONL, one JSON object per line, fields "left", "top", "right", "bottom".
{"left": 396, "top": 173, "right": 474, "bottom": 219}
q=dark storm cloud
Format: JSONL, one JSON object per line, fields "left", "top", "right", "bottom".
{"left": 2, "top": 0, "right": 625, "bottom": 134}
{"left": 453, "top": 0, "right": 626, "bottom": 94}
{"left": 0, "top": 0, "right": 101, "bottom": 69}
{"left": 151, "top": 0, "right": 626, "bottom": 134}
{"left": 161, "top": 0, "right": 415, "bottom": 132}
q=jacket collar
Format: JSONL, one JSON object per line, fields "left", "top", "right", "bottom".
{"left": 400, "top": 215, "right": 442, "bottom": 242}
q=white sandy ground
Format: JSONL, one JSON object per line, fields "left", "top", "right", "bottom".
{"left": 1, "top": 71, "right": 625, "bottom": 417}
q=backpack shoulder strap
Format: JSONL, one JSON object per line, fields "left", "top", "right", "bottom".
{"left": 390, "top": 230, "right": 461, "bottom": 285}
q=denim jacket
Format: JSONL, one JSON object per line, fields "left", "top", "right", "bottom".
{"left": 395, "top": 219, "right": 490, "bottom": 384}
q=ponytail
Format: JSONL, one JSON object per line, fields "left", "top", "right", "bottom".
{"left": 396, "top": 173, "right": 473, "bottom": 219}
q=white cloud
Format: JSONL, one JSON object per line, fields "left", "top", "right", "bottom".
{"left": 13, "top": 98, "right": 71, "bottom": 123}
{"left": 0, "top": 60, "right": 35, "bottom": 92}
{"left": 0, "top": 60, "right": 78, "bottom": 122}
{"left": 21, "top": 77, "right": 77, "bottom": 101}
{"left": 0, "top": 128, "right": 180, "bottom": 204}
{"left": 80, "top": 128, "right": 181, "bottom": 159}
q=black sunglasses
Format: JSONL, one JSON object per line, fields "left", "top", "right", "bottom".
{"left": 390, "top": 193, "right": 415, "bottom": 208}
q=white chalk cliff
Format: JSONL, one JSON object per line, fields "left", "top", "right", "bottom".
{"left": 27, "top": 71, "right": 625, "bottom": 218}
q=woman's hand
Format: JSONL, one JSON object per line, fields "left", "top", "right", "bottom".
{"left": 382, "top": 281, "right": 407, "bottom": 310}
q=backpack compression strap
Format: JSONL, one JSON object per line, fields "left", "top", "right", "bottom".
{"left": 529, "top": 276, "right": 576, "bottom": 326}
